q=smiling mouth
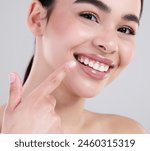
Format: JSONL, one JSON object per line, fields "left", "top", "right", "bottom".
{"left": 74, "top": 53, "right": 114, "bottom": 73}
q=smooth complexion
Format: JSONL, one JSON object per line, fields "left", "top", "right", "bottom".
{"left": 0, "top": 0, "right": 145, "bottom": 133}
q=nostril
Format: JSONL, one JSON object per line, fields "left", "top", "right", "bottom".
{"left": 98, "top": 44, "right": 116, "bottom": 54}
{"left": 98, "top": 45, "right": 106, "bottom": 51}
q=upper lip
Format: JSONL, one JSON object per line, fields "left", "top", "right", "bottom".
{"left": 74, "top": 53, "right": 114, "bottom": 67}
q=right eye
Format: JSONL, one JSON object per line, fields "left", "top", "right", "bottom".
{"left": 79, "top": 12, "right": 99, "bottom": 23}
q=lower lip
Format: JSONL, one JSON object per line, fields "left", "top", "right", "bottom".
{"left": 77, "top": 61, "right": 108, "bottom": 80}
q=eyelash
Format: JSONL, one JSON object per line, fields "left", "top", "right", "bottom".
{"left": 79, "top": 12, "right": 136, "bottom": 36}
{"left": 117, "top": 26, "right": 136, "bottom": 35}
{"left": 79, "top": 11, "right": 99, "bottom": 23}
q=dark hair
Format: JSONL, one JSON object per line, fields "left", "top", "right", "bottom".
{"left": 23, "top": 0, "right": 144, "bottom": 84}
{"left": 23, "top": 0, "right": 55, "bottom": 84}
{"left": 140, "top": 0, "right": 144, "bottom": 18}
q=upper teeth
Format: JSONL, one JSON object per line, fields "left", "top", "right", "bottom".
{"left": 78, "top": 56, "right": 109, "bottom": 72}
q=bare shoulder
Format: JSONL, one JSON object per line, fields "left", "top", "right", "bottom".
{"left": 84, "top": 110, "right": 146, "bottom": 134}
{"left": 100, "top": 114, "right": 146, "bottom": 134}
{"left": 0, "top": 104, "right": 6, "bottom": 132}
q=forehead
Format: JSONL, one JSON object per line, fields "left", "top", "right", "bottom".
{"left": 55, "top": 0, "right": 141, "bottom": 17}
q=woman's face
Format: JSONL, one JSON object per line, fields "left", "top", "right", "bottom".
{"left": 41, "top": 0, "right": 141, "bottom": 98}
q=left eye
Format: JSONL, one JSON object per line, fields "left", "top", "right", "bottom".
{"left": 79, "top": 12, "right": 99, "bottom": 23}
{"left": 117, "top": 27, "right": 135, "bottom": 35}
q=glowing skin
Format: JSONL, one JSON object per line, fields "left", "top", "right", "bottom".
{"left": 0, "top": 0, "right": 145, "bottom": 133}
{"left": 40, "top": 0, "right": 140, "bottom": 98}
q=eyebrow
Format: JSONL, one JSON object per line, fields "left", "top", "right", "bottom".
{"left": 74, "top": 0, "right": 111, "bottom": 13}
{"left": 122, "top": 14, "right": 140, "bottom": 25}
{"left": 74, "top": 0, "right": 139, "bottom": 25}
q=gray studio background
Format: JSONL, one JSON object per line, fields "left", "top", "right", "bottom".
{"left": 0, "top": 0, "right": 149, "bottom": 132}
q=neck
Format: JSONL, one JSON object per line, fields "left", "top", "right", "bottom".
{"left": 52, "top": 82, "right": 85, "bottom": 133}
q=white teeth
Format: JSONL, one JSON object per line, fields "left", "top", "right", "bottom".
{"left": 89, "top": 61, "right": 94, "bottom": 67}
{"left": 104, "top": 65, "right": 109, "bottom": 72}
{"left": 80, "top": 57, "right": 84, "bottom": 63}
{"left": 77, "top": 56, "right": 110, "bottom": 72}
{"left": 84, "top": 58, "right": 89, "bottom": 65}
{"left": 93, "top": 62, "right": 100, "bottom": 70}
{"left": 98, "top": 65, "right": 105, "bottom": 72}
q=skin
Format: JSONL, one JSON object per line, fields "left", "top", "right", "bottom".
{"left": 0, "top": 0, "right": 146, "bottom": 133}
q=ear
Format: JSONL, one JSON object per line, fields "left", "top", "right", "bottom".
{"left": 27, "top": 0, "right": 47, "bottom": 36}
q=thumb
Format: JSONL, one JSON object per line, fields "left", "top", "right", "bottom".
{"left": 7, "top": 72, "right": 22, "bottom": 111}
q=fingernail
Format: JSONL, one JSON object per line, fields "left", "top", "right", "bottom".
{"left": 67, "top": 61, "right": 76, "bottom": 69}
{"left": 9, "top": 73, "right": 16, "bottom": 84}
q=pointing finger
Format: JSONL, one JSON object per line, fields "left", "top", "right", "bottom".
{"left": 31, "top": 61, "right": 76, "bottom": 97}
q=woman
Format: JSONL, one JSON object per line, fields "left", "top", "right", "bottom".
{"left": 0, "top": 0, "right": 146, "bottom": 133}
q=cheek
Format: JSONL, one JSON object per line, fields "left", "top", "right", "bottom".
{"left": 119, "top": 41, "right": 135, "bottom": 67}
{"left": 107, "top": 40, "right": 135, "bottom": 85}
{"left": 49, "top": 13, "right": 93, "bottom": 49}
{"left": 43, "top": 13, "right": 93, "bottom": 68}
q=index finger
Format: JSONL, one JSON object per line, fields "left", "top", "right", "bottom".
{"left": 31, "top": 60, "right": 76, "bottom": 97}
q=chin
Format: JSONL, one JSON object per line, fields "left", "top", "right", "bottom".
{"left": 63, "top": 68, "right": 108, "bottom": 98}
{"left": 81, "top": 91, "right": 100, "bottom": 98}
{"left": 65, "top": 80, "right": 104, "bottom": 99}
{"left": 80, "top": 86, "right": 104, "bottom": 98}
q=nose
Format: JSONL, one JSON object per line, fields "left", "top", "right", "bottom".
{"left": 92, "top": 29, "right": 118, "bottom": 54}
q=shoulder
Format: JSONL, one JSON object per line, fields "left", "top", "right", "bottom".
{"left": 101, "top": 114, "right": 146, "bottom": 134}
{"left": 0, "top": 104, "right": 6, "bottom": 132}
{"left": 84, "top": 110, "right": 146, "bottom": 134}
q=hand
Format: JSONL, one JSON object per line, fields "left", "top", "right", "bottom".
{"left": 1, "top": 61, "right": 76, "bottom": 134}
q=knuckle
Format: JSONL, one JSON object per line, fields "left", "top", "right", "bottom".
{"left": 44, "top": 95, "right": 54, "bottom": 100}
{"left": 9, "top": 85, "right": 18, "bottom": 93}
{"left": 49, "top": 75, "right": 61, "bottom": 86}
{"left": 43, "top": 95, "right": 56, "bottom": 107}
{"left": 4, "top": 103, "right": 11, "bottom": 113}
{"left": 51, "top": 78, "right": 59, "bottom": 86}
{"left": 57, "top": 116, "right": 61, "bottom": 124}
{"left": 53, "top": 114, "right": 61, "bottom": 123}
{"left": 33, "top": 95, "right": 56, "bottom": 111}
